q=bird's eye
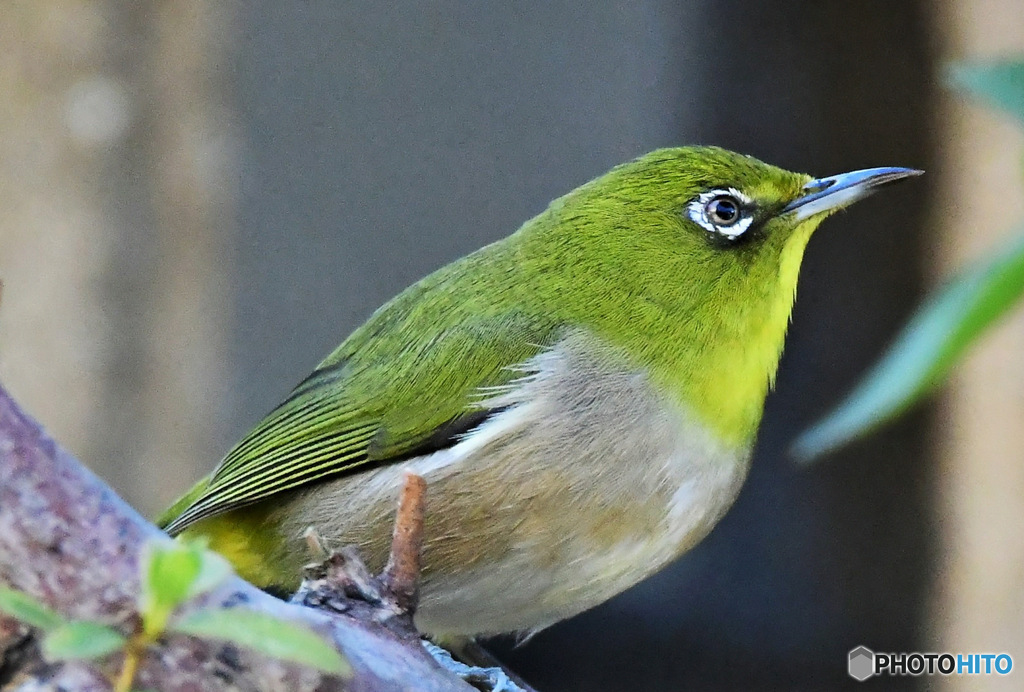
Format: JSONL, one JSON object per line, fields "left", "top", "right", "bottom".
{"left": 705, "top": 196, "right": 741, "bottom": 226}
{"left": 686, "top": 187, "right": 754, "bottom": 241}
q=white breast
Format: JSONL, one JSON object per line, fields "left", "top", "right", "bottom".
{"left": 407, "top": 330, "right": 753, "bottom": 635}
{"left": 284, "top": 329, "right": 753, "bottom": 637}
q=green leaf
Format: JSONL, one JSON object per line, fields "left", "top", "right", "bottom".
{"left": 186, "top": 548, "right": 233, "bottom": 601}
{"left": 794, "top": 230, "right": 1024, "bottom": 462}
{"left": 171, "top": 608, "right": 350, "bottom": 677}
{"left": 139, "top": 540, "right": 232, "bottom": 637}
{"left": 947, "top": 60, "right": 1024, "bottom": 124}
{"left": 0, "top": 588, "right": 63, "bottom": 631}
{"left": 41, "top": 621, "right": 126, "bottom": 662}
{"left": 140, "top": 541, "right": 200, "bottom": 635}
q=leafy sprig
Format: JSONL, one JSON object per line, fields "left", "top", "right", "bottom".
{"left": 0, "top": 539, "right": 349, "bottom": 691}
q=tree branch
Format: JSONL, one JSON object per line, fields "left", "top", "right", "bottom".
{"left": 0, "top": 381, "right": 472, "bottom": 691}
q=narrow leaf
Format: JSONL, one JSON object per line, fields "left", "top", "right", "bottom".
{"left": 794, "top": 230, "right": 1024, "bottom": 462}
{"left": 0, "top": 588, "right": 63, "bottom": 631}
{"left": 140, "top": 541, "right": 199, "bottom": 635}
{"left": 41, "top": 621, "right": 126, "bottom": 662}
{"left": 948, "top": 60, "right": 1024, "bottom": 124}
{"left": 172, "top": 608, "right": 350, "bottom": 677}
{"left": 139, "top": 538, "right": 236, "bottom": 637}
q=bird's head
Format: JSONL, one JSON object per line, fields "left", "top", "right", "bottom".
{"left": 526, "top": 146, "right": 921, "bottom": 446}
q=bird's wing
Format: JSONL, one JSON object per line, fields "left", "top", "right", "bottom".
{"left": 162, "top": 307, "right": 559, "bottom": 535}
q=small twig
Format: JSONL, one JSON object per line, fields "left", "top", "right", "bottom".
{"left": 294, "top": 473, "right": 533, "bottom": 692}
{"left": 381, "top": 472, "right": 427, "bottom": 614}
{"left": 303, "top": 527, "right": 329, "bottom": 561}
{"left": 336, "top": 546, "right": 382, "bottom": 603}
{"left": 293, "top": 473, "right": 427, "bottom": 628}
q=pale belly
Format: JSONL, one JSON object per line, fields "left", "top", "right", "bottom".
{"left": 269, "top": 334, "right": 752, "bottom": 636}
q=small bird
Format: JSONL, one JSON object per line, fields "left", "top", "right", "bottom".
{"left": 159, "top": 147, "right": 920, "bottom": 639}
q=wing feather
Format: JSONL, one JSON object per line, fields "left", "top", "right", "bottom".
{"left": 163, "top": 306, "right": 559, "bottom": 535}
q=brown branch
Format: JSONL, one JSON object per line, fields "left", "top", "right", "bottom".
{"left": 381, "top": 472, "right": 426, "bottom": 614}
{"left": 0, "top": 381, "right": 473, "bottom": 692}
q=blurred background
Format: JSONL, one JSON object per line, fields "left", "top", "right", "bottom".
{"left": 0, "top": 1, "right": 1021, "bottom": 690}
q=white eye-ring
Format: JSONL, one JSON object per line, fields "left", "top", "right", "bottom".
{"left": 686, "top": 187, "right": 754, "bottom": 240}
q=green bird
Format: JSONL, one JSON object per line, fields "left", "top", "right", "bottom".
{"left": 159, "top": 147, "right": 919, "bottom": 638}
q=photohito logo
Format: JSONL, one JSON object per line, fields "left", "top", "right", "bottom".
{"left": 848, "top": 646, "right": 1013, "bottom": 681}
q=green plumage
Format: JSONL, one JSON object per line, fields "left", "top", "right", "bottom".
{"left": 163, "top": 147, "right": 802, "bottom": 531}
{"left": 157, "top": 146, "right": 918, "bottom": 636}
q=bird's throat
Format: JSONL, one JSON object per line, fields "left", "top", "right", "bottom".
{"left": 638, "top": 222, "right": 817, "bottom": 449}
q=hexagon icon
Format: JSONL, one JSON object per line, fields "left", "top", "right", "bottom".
{"left": 848, "top": 646, "right": 875, "bottom": 681}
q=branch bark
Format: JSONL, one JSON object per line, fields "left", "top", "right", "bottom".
{"left": 0, "top": 381, "right": 472, "bottom": 691}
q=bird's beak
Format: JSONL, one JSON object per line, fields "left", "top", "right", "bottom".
{"left": 782, "top": 167, "right": 923, "bottom": 221}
